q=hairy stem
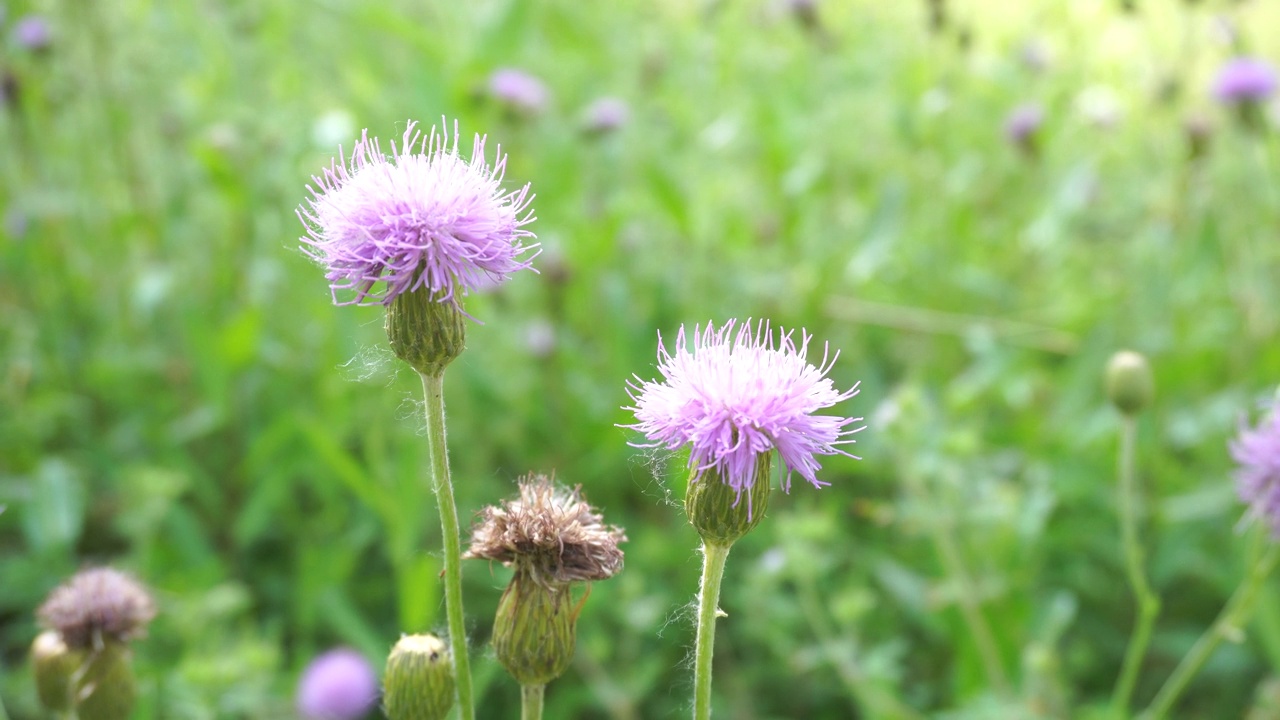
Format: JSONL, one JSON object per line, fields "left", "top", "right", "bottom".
{"left": 521, "top": 683, "right": 545, "bottom": 720}
{"left": 1113, "top": 416, "right": 1160, "bottom": 714}
{"left": 694, "top": 541, "right": 732, "bottom": 720}
{"left": 1141, "top": 542, "right": 1280, "bottom": 719}
{"left": 419, "top": 371, "right": 474, "bottom": 720}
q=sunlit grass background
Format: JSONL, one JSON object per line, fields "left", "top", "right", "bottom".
{"left": 4, "top": 0, "right": 1280, "bottom": 717}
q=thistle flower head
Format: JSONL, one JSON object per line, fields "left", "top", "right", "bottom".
{"left": 296, "top": 648, "right": 380, "bottom": 720}
{"left": 37, "top": 567, "right": 156, "bottom": 650}
{"left": 298, "top": 119, "right": 538, "bottom": 308}
{"left": 464, "top": 474, "right": 626, "bottom": 587}
{"left": 1214, "top": 58, "right": 1278, "bottom": 104}
{"left": 13, "top": 15, "right": 51, "bottom": 51}
{"left": 488, "top": 69, "right": 549, "bottom": 115}
{"left": 625, "top": 319, "right": 862, "bottom": 497}
{"left": 1005, "top": 104, "right": 1044, "bottom": 145}
{"left": 1232, "top": 397, "right": 1280, "bottom": 536}
{"left": 582, "top": 97, "right": 630, "bottom": 134}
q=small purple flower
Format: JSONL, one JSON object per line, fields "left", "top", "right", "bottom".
{"left": 296, "top": 648, "right": 379, "bottom": 720}
{"left": 582, "top": 97, "right": 629, "bottom": 133}
{"left": 1232, "top": 398, "right": 1280, "bottom": 535}
{"left": 1213, "top": 58, "right": 1277, "bottom": 104}
{"left": 624, "top": 319, "right": 863, "bottom": 495}
{"left": 298, "top": 119, "right": 538, "bottom": 307}
{"left": 13, "top": 15, "right": 51, "bottom": 51}
{"left": 1004, "top": 103, "right": 1044, "bottom": 145}
{"left": 488, "top": 68, "right": 549, "bottom": 115}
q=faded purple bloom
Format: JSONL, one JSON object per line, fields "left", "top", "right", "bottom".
{"left": 298, "top": 119, "right": 537, "bottom": 307}
{"left": 624, "top": 319, "right": 862, "bottom": 495}
{"left": 1214, "top": 58, "right": 1277, "bottom": 103}
{"left": 1232, "top": 398, "right": 1280, "bottom": 536}
{"left": 488, "top": 68, "right": 549, "bottom": 114}
{"left": 296, "top": 648, "right": 379, "bottom": 720}
{"left": 1004, "top": 103, "right": 1044, "bottom": 144}
{"left": 13, "top": 15, "right": 51, "bottom": 51}
{"left": 582, "top": 97, "right": 629, "bottom": 133}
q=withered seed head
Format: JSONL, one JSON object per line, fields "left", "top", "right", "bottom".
{"left": 463, "top": 474, "right": 626, "bottom": 586}
{"left": 37, "top": 567, "right": 156, "bottom": 649}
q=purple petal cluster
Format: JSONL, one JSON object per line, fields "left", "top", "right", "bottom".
{"left": 488, "top": 68, "right": 549, "bottom": 114}
{"left": 298, "top": 119, "right": 537, "bottom": 306}
{"left": 582, "top": 97, "right": 630, "bottom": 133}
{"left": 1004, "top": 103, "right": 1044, "bottom": 144}
{"left": 1232, "top": 399, "right": 1280, "bottom": 536}
{"left": 13, "top": 15, "right": 51, "bottom": 51}
{"left": 296, "top": 648, "right": 379, "bottom": 720}
{"left": 625, "top": 319, "right": 862, "bottom": 494}
{"left": 1213, "top": 58, "right": 1277, "bottom": 103}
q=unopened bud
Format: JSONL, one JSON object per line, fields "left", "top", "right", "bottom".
{"left": 384, "top": 634, "right": 455, "bottom": 720}
{"left": 492, "top": 573, "right": 578, "bottom": 686}
{"left": 75, "top": 643, "right": 138, "bottom": 720}
{"left": 1106, "top": 350, "right": 1154, "bottom": 415}
{"left": 32, "top": 630, "right": 81, "bottom": 712}
{"left": 386, "top": 284, "right": 466, "bottom": 376}
{"left": 686, "top": 453, "right": 772, "bottom": 546}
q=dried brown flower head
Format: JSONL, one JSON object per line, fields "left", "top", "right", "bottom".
{"left": 464, "top": 474, "right": 626, "bottom": 585}
{"left": 37, "top": 567, "right": 156, "bottom": 649}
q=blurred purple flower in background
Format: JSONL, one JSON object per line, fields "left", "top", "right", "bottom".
{"left": 625, "top": 319, "right": 863, "bottom": 495}
{"left": 297, "top": 119, "right": 538, "bottom": 307}
{"left": 1213, "top": 57, "right": 1277, "bottom": 104}
{"left": 488, "top": 68, "right": 549, "bottom": 115}
{"left": 1232, "top": 397, "right": 1280, "bottom": 536}
{"left": 582, "top": 97, "right": 629, "bottom": 134}
{"left": 13, "top": 15, "right": 51, "bottom": 51}
{"left": 1004, "top": 103, "right": 1044, "bottom": 156}
{"left": 296, "top": 648, "right": 379, "bottom": 720}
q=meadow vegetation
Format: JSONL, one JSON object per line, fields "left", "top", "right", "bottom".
{"left": 3, "top": 0, "right": 1280, "bottom": 717}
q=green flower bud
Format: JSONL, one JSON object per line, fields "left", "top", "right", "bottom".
{"left": 75, "top": 642, "right": 138, "bottom": 720}
{"left": 32, "top": 630, "right": 82, "bottom": 712}
{"left": 685, "top": 453, "right": 773, "bottom": 546}
{"left": 384, "top": 634, "right": 455, "bottom": 720}
{"left": 493, "top": 572, "right": 578, "bottom": 686}
{"left": 386, "top": 284, "right": 466, "bottom": 376}
{"left": 1105, "top": 350, "right": 1154, "bottom": 416}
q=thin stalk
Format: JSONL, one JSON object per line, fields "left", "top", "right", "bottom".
{"left": 1141, "top": 542, "right": 1280, "bottom": 719}
{"left": 1113, "top": 416, "right": 1160, "bottom": 714}
{"left": 419, "top": 371, "right": 474, "bottom": 720}
{"left": 522, "top": 684, "right": 545, "bottom": 720}
{"left": 693, "top": 541, "right": 732, "bottom": 720}
{"left": 931, "top": 519, "right": 1011, "bottom": 696}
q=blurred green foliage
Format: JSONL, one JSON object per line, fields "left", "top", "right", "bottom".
{"left": 3, "top": 0, "right": 1280, "bottom": 717}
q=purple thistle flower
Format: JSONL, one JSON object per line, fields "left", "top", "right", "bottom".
{"left": 1232, "top": 398, "right": 1280, "bottom": 536}
{"left": 13, "top": 15, "right": 51, "bottom": 51}
{"left": 298, "top": 119, "right": 538, "bottom": 307}
{"left": 624, "top": 319, "right": 863, "bottom": 496}
{"left": 488, "top": 68, "right": 549, "bottom": 115}
{"left": 1213, "top": 58, "right": 1277, "bottom": 104}
{"left": 582, "top": 97, "right": 629, "bottom": 134}
{"left": 1004, "top": 103, "right": 1044, "bottom": 145}
{"left": 296, "top": 648, "right": 379, "bottom": 720}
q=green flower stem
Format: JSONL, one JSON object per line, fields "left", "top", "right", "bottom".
{"left": 419, "top": 371, "right": 474, "bottom": 720}
{"left": 693, "top": 541, "right": 732, "bottom": 720}
{"left": 522, "top": 684, "right": 545, "bottom": 720}
{"left": 1141, "top": 541, "right": 1280, "bottom": 720}
{"left": 1113, "top": 416, "right": 1160, "bottom": 715}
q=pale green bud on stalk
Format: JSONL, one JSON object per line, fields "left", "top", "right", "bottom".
{"left": 493, "top": 572, "right": 579, "bottom": 686}
{"left": 384, "top": 634, "right": 455, "bottom": 720}
{"left": 1106, "top": 350, "right": 1154, "bottom": 416}
{"left": 31, "top": 630, "right": 81, "bottom": 712}
{"left": 386, "top": 284, "right": 466, "bottom": 376}
{"left": 685, "top": 452, "right": 773, "bottom": 546}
